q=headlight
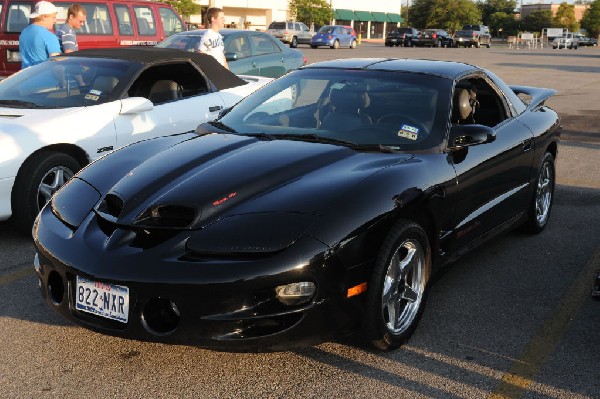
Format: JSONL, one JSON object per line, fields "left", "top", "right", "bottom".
{"left": 275, "top": 282, "right": 316, "bottom": 305}
{"left": 51, "top": 178, "right": 100, "bottom": 228}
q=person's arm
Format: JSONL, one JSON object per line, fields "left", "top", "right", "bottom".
{"left": 48, "top": 34, "right": 61, "bottom": 57}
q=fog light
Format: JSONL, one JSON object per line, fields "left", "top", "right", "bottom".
{"left": 275, "top": 281, "right": 316, "bottom": 305}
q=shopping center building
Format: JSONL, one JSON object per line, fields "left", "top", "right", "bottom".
{"left": 187, "top": 0, "right": 403, "bottom": 39}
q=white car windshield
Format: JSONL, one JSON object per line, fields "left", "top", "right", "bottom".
{"left": 0, "top": 57, "right": 137, "bottom": 109}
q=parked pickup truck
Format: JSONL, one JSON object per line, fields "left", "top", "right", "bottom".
{"left": 454, "top": 24, "right": 491, "bottom": 48}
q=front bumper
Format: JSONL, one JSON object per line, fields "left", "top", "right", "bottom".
{"left": 33, "top": 206, "right": 363, "bottom": 351}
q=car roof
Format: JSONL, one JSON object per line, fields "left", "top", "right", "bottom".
{"left": 172, "top": 29, "right": 266, "bottom": 36}
{"left": 303, "top": 58, "right": 479, "bottom": 80}
{"left": 65, "top": 47, "right": 246, "bottom": 90}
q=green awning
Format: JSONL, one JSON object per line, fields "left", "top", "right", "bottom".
{"left": 334, "top": 9, "right": 357, "bottom": 21}
{"left": 353, "top": 10, "right": 374, "bottom": 21}
{"left": 371, "top": 12, "right": 389, "bottom": 23}
{"left": 386, "top": 13, "right": 404, "bottom": 23}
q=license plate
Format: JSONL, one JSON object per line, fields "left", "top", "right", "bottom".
{"left": 75, "top": 276, "right": 129, "bottom": 323}
{"left": 316, "top": 38, "right": 322, "bottom": 41}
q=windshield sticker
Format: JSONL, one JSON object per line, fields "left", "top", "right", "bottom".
{"left": 84, "top": 94, "right": 100, "bottom": 101}
{"left": 90, "top": 89, "right": 102, "bottom": 95}
{"left": 397, "top": 124, "right": 419, "bottom": 140}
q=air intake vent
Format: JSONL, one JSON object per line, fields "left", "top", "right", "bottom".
{"left": 98, "top": 193, "right": 125, "bottom": 219}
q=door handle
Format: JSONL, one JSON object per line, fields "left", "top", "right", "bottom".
{"left": 209, "top": 105, "right": 223, "bottom": 112}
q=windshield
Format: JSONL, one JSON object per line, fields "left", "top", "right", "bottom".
{"left": 157, "top": 32, "right": 204, "bottom": 51}
{"left": 0, "top": 57, "right": 138, "bottom": 108}
{"left": 218, "top": 68, "right": 452, "bottom": 151}
{"left": 318, "top": 26, "right": 336, "bottom": 34}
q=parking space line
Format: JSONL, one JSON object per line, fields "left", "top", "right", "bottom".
{"left": 489, "top": 246, "right": 600, "bottom": 398}
{"left": 0, "top": 267, "right": 35, "bottom": 285}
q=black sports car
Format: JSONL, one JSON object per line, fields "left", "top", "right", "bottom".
{"left": 33, "top": 58, "right": 561, "bottom": 352}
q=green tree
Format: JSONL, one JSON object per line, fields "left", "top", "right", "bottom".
{"left": 410, "top": 0, "right": 481, "bottom": 32}
{"left": 488, "top": 11, "right": 518, "bottom": 37}
{"left": 580, "top": 0, "right": 600, "bottom": 37}
{"left": 288, "top": 0, "right": 333, "bottom": 26}
{"left": 478, "top": 0, "right": 517, "bottom": 24}
{"left": 161, "top": 0, "right": 201, "bottom": 18}
{"left": 553, "top": 2, "right": 579, "bottom": 32}
{"left": 521, "top": 10, "right": 554, "bottom": 33}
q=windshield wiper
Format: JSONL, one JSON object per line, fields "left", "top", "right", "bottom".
{"left": 207, "top": 120, "right": 237, "bottom": 133}
{"left": 350, "top": 144, "right": 399, "bottom": 153}
{"left": 270, "top": 133, "right": 357, "bottom": 146}
{"left": 0, "top": 99, "right": 43, "bottom": 108}
{"left": 272, "top": 134, "right": 399, "bottom": 153}
{"left": 241, "top": 132, "right": 277, "bottom": 141}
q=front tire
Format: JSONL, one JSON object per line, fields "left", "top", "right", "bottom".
{"left": 363, "top": 220, "right": 431, "bottom": 350}
{"left": 521, "top": 152, "right": 555, "bottom": 234}
{"left": 12, "top": 151, "right": 80, "bottom": 235}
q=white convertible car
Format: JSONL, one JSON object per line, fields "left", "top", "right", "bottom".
{"left": 0, "top": 48, "right": 271, "bottom": 234}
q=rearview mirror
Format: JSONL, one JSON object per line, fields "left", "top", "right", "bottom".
{"left": 225, "top": 52, "right": 238, "bottom": 62}
{"left": 448, "top": 124, "right": 496, "bottom": 149}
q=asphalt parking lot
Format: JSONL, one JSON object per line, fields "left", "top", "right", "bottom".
{"left": 1, "top": 43, "right": 599, "bottom": 398}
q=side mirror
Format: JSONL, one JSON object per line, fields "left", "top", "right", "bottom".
{"left": 448, "top": 124, "right": 496, "bottom": 149}
{"left": 225, "top": 52, "right": 238, "bottom": 62}
{"left": 120, "top": 97, "right": 154, "bottom": 115}
{"left": 218, "top": 107, "right": 232, "bottom": 118}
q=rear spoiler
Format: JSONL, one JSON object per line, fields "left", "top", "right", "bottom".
{"left": 509, "top": 85, "right": 557, "bottom": 111}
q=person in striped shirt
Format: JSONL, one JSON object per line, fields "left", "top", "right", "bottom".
{"left": 56, "top": 4, "right": 86, "bottom": 53}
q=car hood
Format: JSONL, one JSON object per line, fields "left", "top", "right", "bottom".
{"left": 78, "top": 133, "right": 412, "bottom": 229}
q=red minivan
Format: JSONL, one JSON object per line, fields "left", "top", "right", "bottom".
{"left": 0, "top": 0, "right": 186, "bottom": 77}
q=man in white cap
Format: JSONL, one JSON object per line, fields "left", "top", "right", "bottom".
{"left": 19, "top": 1, "right": 61, "bottom": 69}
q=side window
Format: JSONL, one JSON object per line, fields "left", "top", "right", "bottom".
{"left": 454, "top": 78, "right": 509, "bottom": 127}
{"left": 72, "top": 4, "right": 113, "bottom": 35}
{"left": 134, "top": 6, "right": 156, "bottom": 36}
{"left": 225, "top": 36, "right": 251, "bottom": 59}
{"left": 128, "top": 63, "right": 208, "bottom": 103}
{"left": 5, "top": 3, "right": 31, "bottom": 33}
{"left": 159, "top": 7, "right": 185, "bottom": 37}
{"left": 299, "top": 23, "right": 308, "bottom": 32}
{"left": 114, "top": 5, "right": 133, "bottom": 36}
{"left": 251, "top": 34, "right": 278, "bottom": 55}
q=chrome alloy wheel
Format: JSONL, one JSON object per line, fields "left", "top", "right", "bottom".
{"left": 535, "top": 159, "right": 554, "bottom": 226}
{"left": 381, "top": 239, "right": 426, "bottom": 335}
{"left": 37, "top": 166, "right": 74, "bottom": 211}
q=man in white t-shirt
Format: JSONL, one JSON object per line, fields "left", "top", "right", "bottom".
{"left": 197, "top": 7, "right": 229, "bottom": 70}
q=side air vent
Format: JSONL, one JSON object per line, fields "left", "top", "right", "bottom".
{"left": 97, "top": 193, "right": 125, "bottom": 219}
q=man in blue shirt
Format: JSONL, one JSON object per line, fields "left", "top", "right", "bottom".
{"left": 19, "top": 1, "right": 61, "bottom": 69}
{"left": 56, "top": 4, "right": 86, "bottom": 53}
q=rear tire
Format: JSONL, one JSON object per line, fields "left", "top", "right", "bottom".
{"left": 350, "top": 40, "right": 357, "bottom": 49}
{"left": 520, "top": 152, "right": 555, "bottom": 234}
{"left": 290, "top": 36, "right": 298, "bottom": 48}
{"left": 12, "top": 150, "right": 80, "bottom": 235}
{"left": 331, "top": 40, "right": 339, "bottom": 49}
{"left": 363, "top": 220, "right": 431, "bottom": 350}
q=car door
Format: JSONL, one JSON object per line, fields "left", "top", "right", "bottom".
{"left": 224, "top": 33, "right": 259, "bottom": 76}
{"left": 249, "top": 33, "right": 286, "bottom": 78}
{"left": 113, "top": 61, "right": 225, "bottom": 148}
{"left": 447, "top": 75, "right": 534, "bottom": 252}
{"left": 297, "top": 22, "right": 312, "bottom": 43}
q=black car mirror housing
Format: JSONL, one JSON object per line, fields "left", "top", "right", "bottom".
{"left": 448, "top": 124, "right": 496, "bottom": 149}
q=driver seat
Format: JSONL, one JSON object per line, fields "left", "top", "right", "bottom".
{"left": 320, "top": 85, "right": 371, "bottom": 130}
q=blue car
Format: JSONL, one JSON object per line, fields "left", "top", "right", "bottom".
{"left": 310, "top": 25, "right": 357, "bottom": 49}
